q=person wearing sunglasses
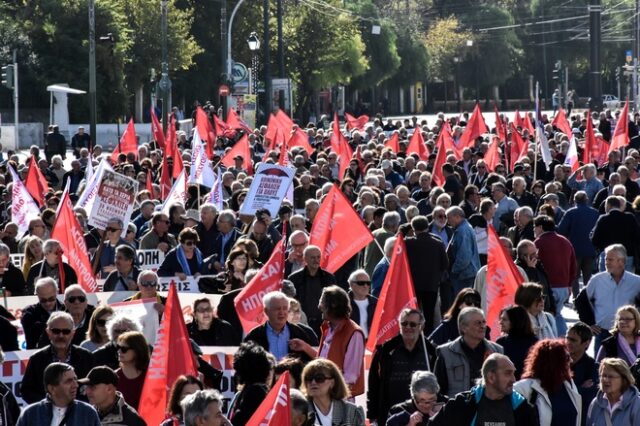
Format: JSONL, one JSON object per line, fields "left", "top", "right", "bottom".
{"left": 139, "top": 212, "right": 178, "bottom": 253}
{"left": 20, "top": 311, "right": 95, "bottom": 404}
{"left": 124, "top": 270, "right": 166, "bottom": 317}
{"left": 91, "top": 218, "right": 130, "bottom": 278}
{"left": 21, "top": 277, "right": 65, "bottom": 349}
{"left": 368, "top": 309, "right": 435, "bottom": 426}
{"left": 387, "top": 371, "right": 447, "bottom": 426}
{"left": 347, "top": 269, "right": 377, "bottom": 339}
{"left": 80, "top": 305, "right": 114, "bottom": 352}
{"left": 93, "top": 315, "right": 143, "bottom": 370}
{"left": 25, "top": 239, "right": 77, "bottom": 295}
{"left": 158, "top": 228, "right": 204, "bottom": 281}
{"left": 115, "top": 331, "right": 149, "bottom": 410}
{"left": 60, "top": 284, "right": 95, "bottom": 347}
{"left": 301, "top": 358, "right": 365, "bottom": 426}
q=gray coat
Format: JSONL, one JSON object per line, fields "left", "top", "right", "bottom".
{"left": 309, "top": 399, "right": 365, "bottom": 426}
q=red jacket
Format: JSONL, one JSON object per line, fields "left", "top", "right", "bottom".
{"left": 534, "top": 232, "right": 577, "bottom": 288}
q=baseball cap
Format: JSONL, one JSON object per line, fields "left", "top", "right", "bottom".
{"left": 381, "top": 159, "right": 392, "bottom": 169}
{"left": 78, "top": 366, "right": 118, "bottom": 386}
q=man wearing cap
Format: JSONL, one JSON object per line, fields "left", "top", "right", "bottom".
{"left": 82, "top": 366, "right": 146, "bottom": 426}
{"left": 227, "top": 155, "right": 246, "bottom": 177}
{"left": 71, "top": 126, "right": 91, "bottom": 159}
{"left": 381, "top": 159, "right": 403, "bottom": 188}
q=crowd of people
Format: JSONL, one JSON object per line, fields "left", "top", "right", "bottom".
{"left": 1, "top": 104, "right": 640, "bottom": 425}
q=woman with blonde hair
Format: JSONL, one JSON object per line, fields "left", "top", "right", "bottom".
{"left": 596, "top": 305, "right": 640, "bottom": 366}
{"left": 301, "top": 359, "right": 365, "bottom": 426}
{"left": 22, "top": 236, "right": 43, "bottom": 280}
{"left": 587, "top": 357, "right": 640, "bottom": 425}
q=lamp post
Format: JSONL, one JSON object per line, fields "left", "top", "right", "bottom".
{"left": 263, "top": 0, "right": 272, "bottom": 124}
{"left": 453, "top": 56, "right": 460, "bottom": 112}
{"left": 248, "top": 32, "right": 260, "bottom": 97}
{"left": 466, "top": 39, "right": 479, "bottom": 102}
{"left": 159, "top": 0, "right": 171, "bottom": 132}
{"left": 88, "top": 0, "right": 97, "bottom": 145}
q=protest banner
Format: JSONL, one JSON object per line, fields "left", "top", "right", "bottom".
{"left": 110, "top": 298, "right": 160, "bottom": 345}
{"left": 8, "top": 167, "right": 41, "bottom": 237}
{"left": 86, "top": 168, "right": 139, "bottom": 231}
{"left": 239, "top": 163, "right": 295, "bottom": 217}
{"left": 10, "top": 249, "right": 164, "bottom": 271}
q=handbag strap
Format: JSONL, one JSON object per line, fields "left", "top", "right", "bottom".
{"left": 604, "top": 409, "right": 613, "bottom": 426}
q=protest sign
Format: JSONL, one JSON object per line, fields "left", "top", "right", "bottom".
{"left": 239, "top": 163, "right": 294, "bottom": 217}
{"left": 110, "top": 298, "right": 160, "bottom": 345}
{"left": 87, "top": 168, "right": 139, "bottom": 231}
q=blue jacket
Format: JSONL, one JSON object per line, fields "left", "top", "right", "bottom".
{"left": 587, "top": 386, "right": 640, "bottom": 426}
{"left": 449, "top": 219, "right": 481, "bottom": 281}
{"left": 557, "top": 201, "right": 599, "bottom": 258}
{"left": 16, "top": 398, "right": 101, "bottom": 426}
{"left": 371, "top": 257, "right": 389, "bottom": 297}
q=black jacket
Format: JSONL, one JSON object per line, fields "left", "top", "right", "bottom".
{"left": 20, "top": 300, "right": 66, "bottom": 349}
{"left": 0, "top": 263, "right": 27, "bottom": 296}
{"left": 591, "top": 209, "right": 640, "bottom": 255}
{"left": 349, "top": 292, "right": 377, "bottom": 333}
{"left": 244, "top": 321, "right": 318, "bottom": 362}
{"left": 216, "top": 288, "right": 243, "bottom": 343}
{"left": 0, "top": 380, "right": 20, "bottom": 426}
{"left": 103, "top": 267, "right": 142, "bottom": 292}
{"left": 0, "top": 315, "right": 18, "bottom": 352}
{"left": 93, "top": 341, "right": 120, "bottom": 370}
{"left": 290, "top": 267, "right": 336, "bottom": 333}
{"left": 25, "top": 260, "right": 78, "bottom": 295}
{"left": 386, "top": 395, "right": 448, "bottom": 426}
{"left": 21, "top": 345, "right": 94, "bottom": 404}
{"left": 405, "top": 232, "right": 449, "bottom": 293}
{"left": 187, "top": 318, "right": 240, "bottom": 346}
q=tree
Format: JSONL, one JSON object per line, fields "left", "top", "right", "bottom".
{"left": 424, "top": 17, "right": 473, "bottom": 83}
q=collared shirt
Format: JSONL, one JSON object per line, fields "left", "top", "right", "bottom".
{"left": 430, "top": 225, "right": 449, "bottom": 247}
{"left": 220, "top": 230, "right": 234, "bottom": 263}
{"left": 607, "top": 394, "right": 624, "bottom": 415}
{"left": 51, "top": 405, "right": 68, "bottom": 426}
{"left": 113, "top": 269, "right": 136, "bottom": 292}
{"left": 266, "top": 322, "right": 290, "bottom": 361}
{"left": 319, "top": 322, "right": 365, "bottom": 385}
{"left": 587, "top": 270, "right": 640, "bottom": 329}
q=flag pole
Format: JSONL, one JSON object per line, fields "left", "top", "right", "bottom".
{"left": 421, "top": 333, "right": 431, "bottom": 372}
{"left": 373, "top": 238, "right": 390, "bottom": 263}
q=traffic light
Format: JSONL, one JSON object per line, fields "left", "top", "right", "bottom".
{"left": 552, "top": 61, "right": 562, "bottom": 81}
{"left": 1, "top": 64, "right": 13, "bottom": 89}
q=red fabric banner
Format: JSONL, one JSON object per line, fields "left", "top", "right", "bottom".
{"left": 344, "top": 113, "right": 369, "bottom": 131}
{"left": 221, "top": 135, "right": 253, "bottom": 175}
{"left": 551, "top": 108, "right": 572, "bottom": 138}
{"left": 150, "top": 107, "right": 166, "bottom": 149}
{"left": 384, "top": 133, "right": 400, "bottom": 152}
{"left": 406, "top": 128, "right": 429, "bottom": 161}
{"left": 25, "top": 160, "right": 49, "bottom": 207}
{"left": 111, "top": 119, "right": 138, "bottom": 162}
{"left": 458, "top": 103, "right": 488, "bottom": 148}
{"left": 245, "top": 372, "right": 291, "bottom": 426}
{"left": 609, "top": 100, "right": 630, "bottom": 154}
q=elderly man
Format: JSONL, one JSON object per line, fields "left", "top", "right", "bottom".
{"left": 21, "top": 312, "right": 94, "bottom": 404}
{"left": 434, "top": 307, "right": 503, "bottom": 397}
{"left": 21, "top": 277, "right": 65, "bottom": 349}
{"left": 82, "top": 366, "right": 146, "bottom": 426}
{"left": 17, "top": 363, "right": 100, "bottom": 426}
{"left": 103, "top": 244, "right": 141, "bottom": 291}
{"left": 285, "top": 230, "right": 309, "bottom": 277}
{"left": 139, "top": 212, "right": 178, "bottom": 252}
{"left": 181, "top": 389, "right": 229, "bottom": 426}
{"left": 194, "top": 203, "right": 219, "bottom": 258}
{"left": 507, "top": 206, "right": 535, "bottom": 247}
{"left": 347, "top": 269, "right": 378, "bottom": 338}
{"left": 363, "top": 211, "right": 400, "bottom": 277}
{"left": 18, "top": 217, "right": 47, "bottom": 253}
{"left": 26, "top": 239, "right": 77, "bottom": 294}
{"left": 244, "top": 291, "right": 317, "bottom": 361}
{"left": 0, "top": 242, "right": 26, "bottom": 296}
{"left": 510, "top": 176, "right": 537, "bottom": 210}
{"left": 211, "top": 209, "right": 241, "bottom": 271}
{"left": 293, "top": 174, "right": 318, "bottom": 210}
{"left": 447, "top": 206, "right": 481, "bottom": 297}
{"left": 92, "top": 218, "right": 130, "bottom": 278}
{"left": 124, "top": 270, "right": 166, "bottom": 317}
{"left": 61, "top": 159, "right": 85, "bottom": 194}
{"left": 243, "top": 219, "right": 275, "bottom": 263}
{"left": 61, "top": 284, "right": 95, "bottom": 347}
{"left": 491, "top": 182, "right": 519, "bottom": 234}
{"left": 430, "top": 354, "right": 537, "bottom": 425}
{"left": 290, "top": 245, "right": 337, "bottom": 334}
{"left": 131, "top": 200, "right": 155, "bottom": 238}
{"left": 368, "top": 309, "right": 435, "bottom": 425}
{"left": 586, "top": 244, "right": 640, "bottom": 351}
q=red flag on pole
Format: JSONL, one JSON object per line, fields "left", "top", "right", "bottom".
{"left": 509, "top": 124, "right": 529, "bottom": 172}
{"left": 366, "top": 235, "right": 418, "bottom": 351}
{"left": 551, "top": 107, "right": 572, "bottom": 138}
{"left": 221, "top": 135, "right": 253, "bottom": 174}
{"left": 432, "top": 124, "right": 449, "bottom": 187}
{"left": 310, "top": 184, "right": 374, "bottom": 273}
{"left": 164, "top": 114, "right": 183, "bottom": 179}
{"left": 234, "top": 237, "right": 287, "bottom": 334}
{"left": 245, "top": 372, "right": 291, "bottom": 426}
{"left": 51, "top": 187, "right": 98, "bottom": 293}
{"left": 458, "top": 103, "right": 489, "bottom": 148}
{"left": 513, "top": 109, "right": 524, "bottom": 130}
{"left": 145, "top": 169, "right": 154, "bottom": 195}
{"left": 111, "top": 119, "right": 138, "bottom": 162}
{"left": 226, "top": 108, "right": 253, "bottom": 134}
{"left": 494, "top": 106, "right": 507, "bottom": 143}
{"left": 150, "top": 107, "right": 166, "bottom": 149}
{"left": 406, "top": 128, "right": 430, "bottom": 161}
{"left": 138, "top": 282, "right": 199, "bottom": 426}
{"left": 344, "top": 113, "right": 369, "bottom": 131}
{"left": 484, "top": 136, "right": 501, "bottom": 173}
{"left": 287, "top": 127, "right": 314, "bottom": 155}
{"left": 196, "top": 107, "right": 217, "bottom": 160}
{"left": 265, "top": 114, "right": 285, "bottom": 148}
{"left": 609, "top": 100, "right": 630, "bottom": 154}
{"left": 25, "top": 160, "right": 49, "bottom": 207}
{"left": 384, "top": 133, "right": 400, "bottom": 153}
{"left": 278, "top": 129, "right": 288, "bottom": 166}
{"left": 329, "top": 113, "right": 352, "bottom": 181}
{"left": 486, "top": 225, "right": 524, "bottom": 341}
{"left": 522, "top": 112, "right": 535, "bottom": 135}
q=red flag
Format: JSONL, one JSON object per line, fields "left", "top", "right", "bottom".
{"left": 366, "top": 235, "right": 418, "bottom": 351}
{"left": 484, "top": 136, "right": 501, "bottom": 173}
{"left": 494, "top": 106, "right": 507, "bottom": 143}
{"left": 486, "top": 225, "right": 523, "bottom": 341}
{"left": 234, "top": 237, "right": 286, "bottom": 333}
{"left": 245, "top": 372, "right": 291, "bottom": 426}
{"left": 25, "top": 160, "right": 49, "bottom": 207}
{"left": 138, "top": 282, "right": 198, "bottom": 425}
{"left": 213, "top": 113, "right": 231, "bottom": 137}
{"left": 165, "top": 115, "right": 184, "bottom": 179}
{"left": 513, "top": 109, "right": 524, "bottom": 130}
{"left": 432, "top": 123, "right": 450, "bottom": 187}
{"left": 227, "top": 108, "right": 253, "bottom": 133}
{"left": 509, "top": 124, "right": 529, "bottom": 172}
{"left": 51, "top": 188, "right": 98, "bottom": 293}
{"left": 221, "top": 135, "right": 253, "bottom": 174}
{"left": 275, "top": 109, "right": 295, "bottom": 132}
{"left": 310, "top": 184, "right": 374, "bottom": 273}
{"left": 522, "top": 112, "right": 535, "bottom": 135}
{"left": 111, "top": 118, "right": 138, "bottom": 162}
{"left": 551, "top": 107, "right": 572, "bottom": 138}
{"left": 159, "top": 158, "right": 172, "bottom": 200}
{"left": 406, "top": 128, "right": 429, "bottom": 161}
{"left": 355, "top": 144, "right": 366, "bottom": 175}
{"left": 458, "top": 103, "right": 489, "bottom": 148}
{"left": 330, "top": 113, "right": 352, "bottom": 181}
{"left": 609, "top": 100, "right": 630, "bottom": 154}
{"left": 145, "top": 169, "right": 154, "bottom": 195}
{"left": 287, "top": 127, "right": 314, "bottom": 155}
{"left": 150, "top": 107, "right": 166, "bottom": 149}
{"left": 278, "top": 129, "right": 288, "bottom": 166}
{"left": 265, "top": 114, "right": 285, "bottom": 147}
{"left": 344, "top": 113, "right": 369, "bottom": 131}
{"left": 384, "top": 133, "right": 400, "bottom": 153}
{"left": 196, "top": 107, "right": 216, "bottom": 159}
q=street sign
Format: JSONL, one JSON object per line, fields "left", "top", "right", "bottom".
{"left": 627, "top": 50, "right": 633, "bottom": 64}
{"left": 231, "top": 62, "right": 249, "bottom": 83}
{"left": 219, "top": 84, "right": 230, "bottom": 97}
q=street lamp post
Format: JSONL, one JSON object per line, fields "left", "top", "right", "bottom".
{"left": 263, "top": 0, "right": 272, "bottom": 124}
{"left": 248, "top": 32, "right": 260, "bottom": 97}
{"left": 88, "top": 0, "right": 97, "bottom": 146}
{"left": 159, "top": 0, "right": 172, "bottom": 132}
{"left": 453, "top": 56, "right": 460, "bottom": 112}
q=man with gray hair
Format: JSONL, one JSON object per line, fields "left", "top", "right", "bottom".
{"left": 434, "top": 307, "right": 503, "bottom": 397}
{"left": 567, "top": 163, "right": 603, "bottom": 202}
{"left": 363, "top": 211, "right": 400, "bottom": 276}
{"left": 244, "top": 290, "right": 317, "bottom": 361}
{"left": 430, "top": 353, "right": 537, "bottom": 425}
{"left": 21, "top": 277, "right": 65, "bottom": 349}
{"left": 347, "top": 269, "right": 377, "bottom": 338}
{"left": 591, "top": 195, "right": 640, "bottom": 272}
{"left": 181, "top": 389, "right": 229, "bottom": 426}
{"left": 194, "top": 203, "right": 219, "bottom": 258}
{"left": 21, "top": 312, "right": 94, "bottom": 404}
{"left": 386, "top": 371, "right": 444, "bottom": 425}
{"left": 26, "top": 239, "right": 77, "bottom": 294}
{"left": 446, "top": 207, "right": 481, "bottom": 296}
{"left": 507, "top": 206, "right": 535, "bottom": 247}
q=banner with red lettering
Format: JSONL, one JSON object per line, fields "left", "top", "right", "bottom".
{"left": 310, "top": 184, "right": 373, "bottom": 273}
{"left": 245, "top": 372, "right": 290, "bottom": 426}
{"left": 51, "top": 184, "right": 98, "bottom": 293}
{"left": 138, "top": 282, "right": 198, "bottom": 426}
{"left": 234, "top": 237, "right": 286, "bottom": 334}
{"left": 366, "top": 235, "right": 418, "bottom": 351}
{"left": 8, "top": 166, "right": 41, "bottom": 238}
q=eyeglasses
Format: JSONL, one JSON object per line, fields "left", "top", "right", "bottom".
{"left": 39, "top": 296, "right": 57, "bottom": 304}
{"left": 50, "top": 328, "right": 72, "bottom": 335}
{"left": 352, "top": 280, "right": 371, "bottom": 286}
{"left": 304, "top": 374, "right": 331, "bottom": 384}
{"left": 106, "top": 227, "right": 121, "bottom": 233}
{"left": 117, "top": 345, "right": 131, "bottom": 353}
{"left": 401, "top": 321, "right": 421, "bottom": 328}
{"left": 96, "top": 319, "right": 108, "bottom": 327}
{"left": 183, "top": 241, "right": 196, "bottom": 246}
{"left": 196, "top": 307, "right": 213, "bottom": 314}
{"left": 66, "top": 296, "right": 86, "bottom": 304}
{"left": 139, "top": 281, "right": 157, "bottom": 287}
{"left": 618, "top": 317, "right": 636, "bottom": 322}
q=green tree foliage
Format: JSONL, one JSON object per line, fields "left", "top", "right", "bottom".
{"left": 424, "top": 17, "right": 473, "bottom": 82}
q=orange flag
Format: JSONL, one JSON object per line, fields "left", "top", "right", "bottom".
{"left": 406, "top": 128, "right": 429, "bottom": 161}
{"left": 310, "top": 184, "right": 374, "bottom": 273}
{"left": 366, "top": 235, "right": 418, "bottom": 351}
{"left": 609, "top": 100, "right": 630, "bottom": 154}
{"left": 484, "top": 136, "right": 501, "bottom": 173}
{"left": 111, "top": 118, "right": 138, "bottom": 162}
{"left": 344, "top": 112, "right": 369, "bottom": 131}
{"left": 551, "top": 107, "right": 572, "bottom": 138}
{"left": 245, "top": 372, "right": 291, "bottom": 426}
{"left": 221, "top": 134, "right": 253, "bottom": 174}
{"left": 431, "top": 124, "right": 449, "bottom": 187}
{"left": 234, "top": 237, "right": 286, "bottom": 333}
{"left": 458, "top": 103, "right": 488, "bottom": 148}
{"left": 138, "top": 282, "right": 199, "bottom": 426}
{"left": 486, "top": 225, "right": 523, "bottom": 341}
{"left": 25, "top": 160, "right": 49, "bottom": 207}
{"left": 384, "top": 133, "right": 400, "bottom": 152}
{"left": 51, "top": 186, "right": 98, "bottom": 293}
{"left": 150, "top": 107, "right": 166, "bottom": 149}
